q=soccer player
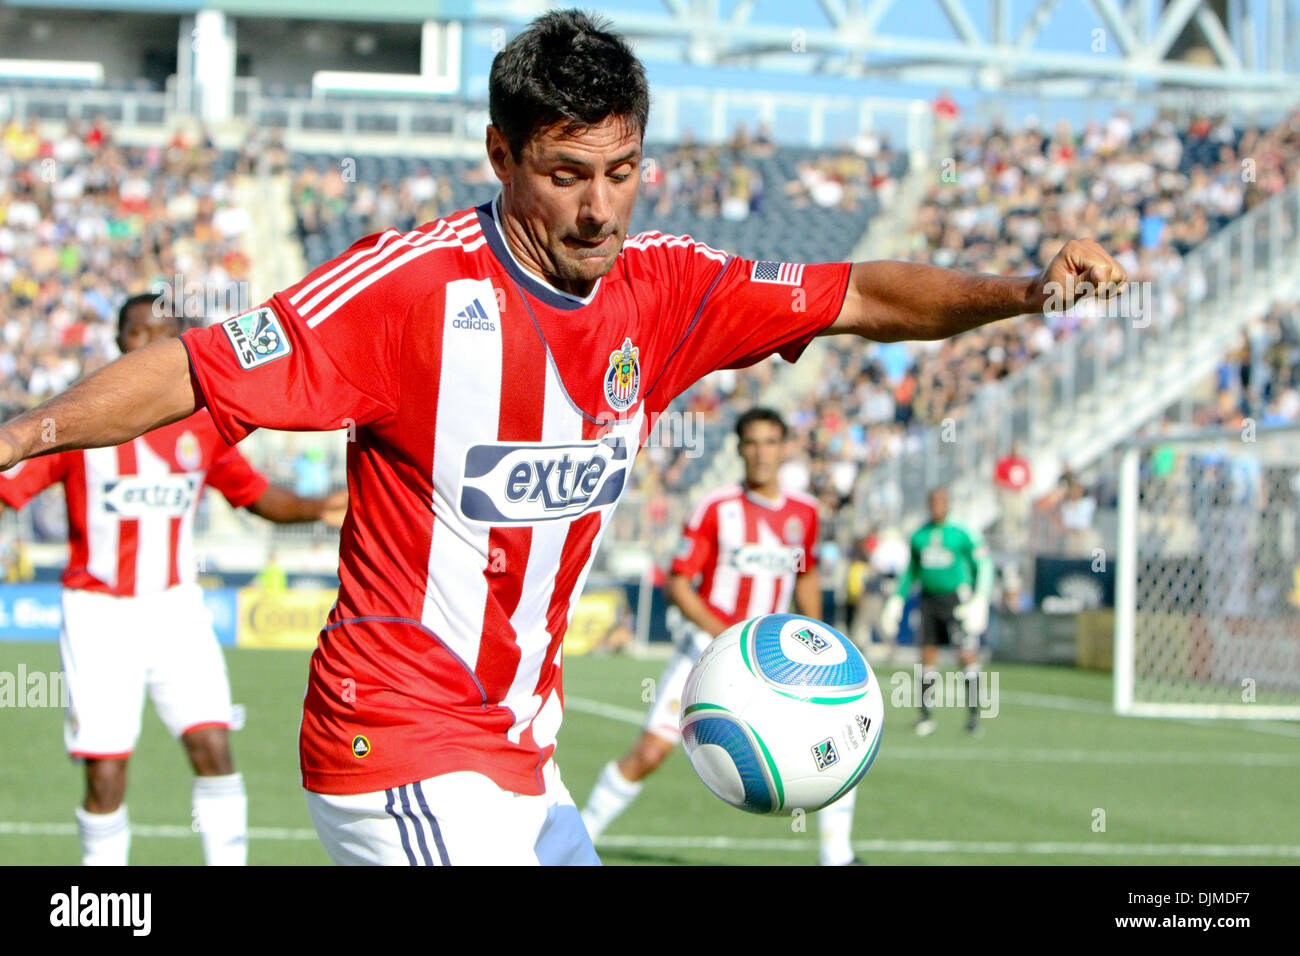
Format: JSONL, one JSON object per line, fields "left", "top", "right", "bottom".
{"left": 879, "top": 487, "right": 993, "bottom": 735}
{"left": 0, "top": 292, "right": 346, "bottom": 866}
{"left": 0, "top": 11, "right": 1125, "bottom": 865}
{"left": 582, "top": 407, "right": 862, "bottom": 865}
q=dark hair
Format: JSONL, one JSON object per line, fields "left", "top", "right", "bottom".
{"left": 489, "top": 9, "right": 649, "bottom": 161}
{"left": 116, "top": 291, "right": 172, "bottom": 348}
{"left": 736, "top": 407, "right": 788, "bottom": 443}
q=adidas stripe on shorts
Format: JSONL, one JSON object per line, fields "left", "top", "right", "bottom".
{"left": 305, "top": 760, "right": 599, "bottom": 866}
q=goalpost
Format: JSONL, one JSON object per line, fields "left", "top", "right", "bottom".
{"left": 1114, "top": 424, "right": 1300, "bottom": 719}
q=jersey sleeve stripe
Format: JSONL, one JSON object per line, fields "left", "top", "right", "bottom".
{"left": 305, "top": 236, "right": 469, "bottom": 328}
{"left": 623, "top": 232, "right": 728, "bottom": 263}
{"left": 295, "top": 225, "right": 454, "bottom": 319}
{"left": 288, "top": 227, "right": 410, "bottom": 307}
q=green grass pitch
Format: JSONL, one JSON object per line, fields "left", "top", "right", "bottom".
{"left": 1, "top": 641, "right": 1297, "bottom": 865}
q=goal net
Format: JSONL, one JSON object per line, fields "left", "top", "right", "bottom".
{"left": 1114, "top": 424, "right": 1300, "bottom": 719}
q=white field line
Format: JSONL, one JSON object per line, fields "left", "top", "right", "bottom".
{"left": 563, "top": 694, "right": 1300, "bottom": 765}
{"left": 2, "top": 822, "right": 1296, "bottom": 859}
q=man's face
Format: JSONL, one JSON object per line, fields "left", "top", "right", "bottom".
{"left": 488, "top": 115, "right": 641, "bottom": 295}
{"left": 119, "top": 302, "right": 180, "bottom": 354}
{"left": 929, "top": 489, "right": 949, "bottom": 524}
{"left": 739, "top": 420, "right": 786, "bottom": 489}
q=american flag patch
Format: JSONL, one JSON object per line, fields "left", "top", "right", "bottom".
{"left": 750, "top": 261, "right": 805, "bottom": 286}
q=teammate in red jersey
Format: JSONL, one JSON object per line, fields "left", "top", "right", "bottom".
{"left": 0, "top": 293, "right": 345, "bottom": 866}
{"left": 582, "top": 408, "right": 862, "bottom": 864}
{"left": 0, "top": 11, "right": 1125, "bottom": 865}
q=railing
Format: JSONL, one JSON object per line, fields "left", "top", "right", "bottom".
{"left": 851, "top": 183, "right": 1300, "bottom": 535}
{"left": 0, "top": 86, "right": 170, "bottom": 127}
{"left": 1, "top": 76, "right": 934, "bottom": 156}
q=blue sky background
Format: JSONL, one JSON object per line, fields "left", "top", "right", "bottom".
{"left": 458, "top": 1, "right": 1295, "bottom": 146}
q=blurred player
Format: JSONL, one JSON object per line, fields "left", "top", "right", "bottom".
{"left": 879, "top": 488, "right": 993, "bottom": 735}
{"left": 582, "top": 408, "right": 862, "bottom": 865}
{"left": 0, "top": 11, "right": 1125, "bottom": 865}
{"left": 0, "top": 292, "right": 345, "bottom": 866}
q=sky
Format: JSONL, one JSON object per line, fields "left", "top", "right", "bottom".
{"left": 458, "top": 0, "right": 1296, "bottom": 147}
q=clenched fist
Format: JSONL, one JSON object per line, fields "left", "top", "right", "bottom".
{"left": 0, "top": 428, "right": 22, "bottom": 473}
{"left": 1029, "top": 238, "right": 1128, "bottom": 314}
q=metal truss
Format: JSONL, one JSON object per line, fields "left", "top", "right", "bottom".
{"left": 480, "top": 0, "right": 1300, "bottom": 107}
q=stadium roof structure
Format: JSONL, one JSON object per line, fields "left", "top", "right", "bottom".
{"left": 10, "top": 0, "right": 1298, "bottom": 111}
{"left": 465, "top": 0, "right": 1300, "bottom": 110}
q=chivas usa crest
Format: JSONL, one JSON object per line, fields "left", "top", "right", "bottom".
{"left": 604, "top": 338, "right": 640, "bottom": 412}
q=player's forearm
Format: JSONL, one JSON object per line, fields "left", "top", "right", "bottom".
{"left": 794, "top": 571, "right": 823, "bottom": 619}
{"left": 0, "top": 340, "right": 195, "bottom": 469}
{"left": 845, "top": 261, "right": 1036, "bottom": 343}
{"left": 667, "top": 575, "right": 729, "bottom": 638}
{"left": 246, "top": 485, "right": 331, "bottom": 523}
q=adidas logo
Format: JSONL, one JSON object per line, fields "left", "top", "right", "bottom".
{"left": 452, "top": 298, "right": 496, "bottom": 332}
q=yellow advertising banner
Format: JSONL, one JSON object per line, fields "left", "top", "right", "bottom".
{"left": 236, "top": 588, "right": 335, "bottom": 649}
{"left": 234, "top": 586, "right": 627, "bottom": 653}
{"left": 564, "top": 588, "right": 627, "bottom": 656}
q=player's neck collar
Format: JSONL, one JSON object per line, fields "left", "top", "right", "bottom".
{"left": 744, "top": 485, "right": 786, "bottom": 510}
{"left": 476, "top": 194, "right": 602, "bottom": 311}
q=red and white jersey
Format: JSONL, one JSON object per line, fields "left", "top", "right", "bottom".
{"left": 180, "top": 196, "right": 851, "bottom": 797}
{"left": 671, "top": 484, "right": 820, "bottom": 628}
{"left": 0, "top": 411, "right": 268, "bottom": 597}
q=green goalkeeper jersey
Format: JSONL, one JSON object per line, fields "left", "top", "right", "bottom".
{"left": 895, "top": 521, "right": 993, "bottom": 599}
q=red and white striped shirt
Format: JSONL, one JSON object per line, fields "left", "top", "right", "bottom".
{"left": 671, "top": 484, "right": 820, "bottom": 627}
{"left": 0, "top": 411, "right": 268, "bottom": 597}
{"left": 180, "top": 197, "right": 851, "bottom": 796}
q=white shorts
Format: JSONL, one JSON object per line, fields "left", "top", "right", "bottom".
{"left": 60, "top": 584, "right": 234, "bottom": 758}
{"left": 305, "top": 761, "right": 599, "bottom": 866}
{"left": 644, "top": 627, "right": 711, "bottom": 744}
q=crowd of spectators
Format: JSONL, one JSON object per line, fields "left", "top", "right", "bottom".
{"left": 772, "top": 110, "right": 1299, "bottom": 560}
{"left": 0, "top": 117, "right": 250, "bottom": 420}
{"left": 4, "top": 111, "right": 1297, "bottom": 611}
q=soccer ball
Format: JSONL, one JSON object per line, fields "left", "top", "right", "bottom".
{"left": 679, "top": 613, "right": 884, "bottom": 814}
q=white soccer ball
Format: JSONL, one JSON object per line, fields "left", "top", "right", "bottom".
{"left": 679, "top": 613, "right": 884, "bottom": 814}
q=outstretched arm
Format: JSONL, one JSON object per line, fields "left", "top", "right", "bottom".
{"left": 827, "top": 239, "right": 1128, "bottom": 342}
{"left": 246, "top": 485, "right": 348, "bottom": 526}
{"left": 0, "top": 340, "right": 195, "bottom": 470}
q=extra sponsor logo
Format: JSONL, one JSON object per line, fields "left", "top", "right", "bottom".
{"left": 352, "top": 734, "right": 370, "bottom": 758}
{"left": 101, "top": 475, "right": 198, "bottom": 518}
{"left": 727, "top": 543, "right": 804, "bottom": 576}
{"left": 604, "top": 337, "right": 640, "bottom": 412}
{"left": 222, "top": 307, "right": 291, "bottom": 370}
{"left": 460, "top": 436, "right": 629, "bottom": 524}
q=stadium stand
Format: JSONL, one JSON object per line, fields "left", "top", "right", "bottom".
{"left": 3, "top": 109, "right": 1297, "bottom": 605}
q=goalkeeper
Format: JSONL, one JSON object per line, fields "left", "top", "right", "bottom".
{"left": 879, "top": 487, "right": 993, "bottom": 735}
